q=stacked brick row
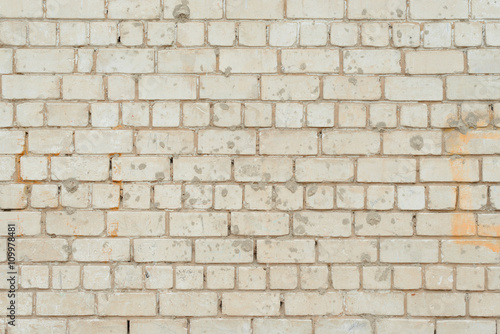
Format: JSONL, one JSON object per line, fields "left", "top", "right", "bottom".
{"left": 0, "top": 0, "right": 500, "bottom": 333}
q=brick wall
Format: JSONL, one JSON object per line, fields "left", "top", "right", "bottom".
{"left": 0, "top": 0, "right": 500, "bottom": 332}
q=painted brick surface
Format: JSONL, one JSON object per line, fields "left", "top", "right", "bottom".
{"left": 0, "top": 0, "right": 499, "bottom": 331}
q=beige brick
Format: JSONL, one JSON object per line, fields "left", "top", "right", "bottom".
{"left": 383, "top": 131, "right": 442, "bottom": 155}
{"left": 294, "top": 212, "right": 351, "bottom": 237}
{"left": 158, "top": 49, "right": 216, "bottom": 74}
{"left": 259, "top": 130, "right": 317, "bottom": 155}
{"left": 386, "top": 77, "right": 443, "bottom": 101}
{"left": 108, "top": 0, "right": 160, "bottom": 19}
{"left": 46, "top": 211, "right": 104, "bottom": 236}
{"left": 98, "top": 293, "right": 156, "bottom": 316}
{"left": 420, "top": 158, "right": 479, "bottom": 182}
{"left": 0, "top": 22, "right": 25, "bottom": 47}
{"left": 139, "top": 75, "right": 197, "bottom": 100}
{"left": 136, "top": 130, "right": 195, "bottom": 155}
{"left": 254, "top": 319, "right": 312, "bottom": 334}
{"left": 18, "top": 239, "right": 68, "bottom": 262}
{"left": 11, "top": 319, "right": 66, "bottom": 334}
{"left": 316, "top": 319, "right": 370, "bottom": 334}
{"left": 349, "top": 0, "right": 406, "bottom": 19}
{"left": 2, "top": 75, "right": 60, "bottom": 99}
{"left": 410, "top": 0, "right": 468, "bottom": 19}
{"left": 318, "top": 239, "right": 377, "bottom": 263}
{"left": 62, "top": 75, "right": 104, "bottom": 100}
{"left": 47, "top": 0, "right": 104, "bottom": 18}
{"left": 436, "top": 320, "right": 495, "bottom": 334}
{"left": 282, "top": 49, "right": 340, "bottom": 73}
{"left": 417, "top": 213, "right": 476, "bottom": 236}
{"left": 173, "top": 157, "right": 230, "bottom": 181}
{"left": 324, "top": 76, "right": 382, "bottom": 100}
{"left": 196, "top": 239, "right": 253, "bottom": 263}
{"left": 285, "top": 292, "right": 342, "bottom": 315}
{"left": 262, "top": 75, "right": 319, "bottom": 101}
{"left": 297, "top": 158, "right": 353, "bottom": 181}
{"left": 406, "top": 51, "right": 464, "bottom": 74}
{"left": 73, "top": 238, "right": 130, "bottom": 262}
{"left": 256, "top": 240, "right": 313, "bottom": 263}
{"left": 96, "top": 49, "right": 154, "bottom": 74}
{"left": 231, "top": 212, "right": 288, "bottom": 236}
{"left": 222, "top": 292, "right": 280, "bottom": 316}
{"left": 220, "top": 49, "right": 277, "bottom": 74}
{"left": 226, "top": 0, "right": 283, "bottom": 19}
{"left": 69, "top": 320, "right": 127, "bottom": 334}
{"left": 160, "top": 292, "right": 217, "bottom": 316}
{"left": 408, "top": 293, "right": 466, "bottom": 316}
{"left": 75, "top": 130, "right": 132, "bottom": 154}
{"left": 234, "top": 157, "right": 293, "bottom": 182}
{"left": 441, "top": 240, "right": 500, "bottom": 263}
{"left": 377, "top": 319, "right": 434, "bottom": 334}
{"left": 51, "top": 156, "right": 109, "bottom": 181}
{"left": 16, "top": 49, "right": 74, "bottom": 73}
{"left": 0, "top": 212, "right": 41, "bottom": 236}
{"left": 37, "top": 292, "right": 94, "bottom": 315}
{"left": 112, "top": 156, "right": 169, "bottom": 181}
{"left": 190, "top": 319, "right": 250, "bottom": 334}
{"left": 0, "top": 0, "right": 43, "bottom": 17}
{"left": 344, "top": 50, "right": 401, "bottom": 74}
{"left": 169, "top": 212, "right": 227, "bottom": 237}
{"left": 134, "top": 239, "right": 191, "bottom": 262}
{"left": 381, "top": 239, "right": 438, "bottom": 263}
{"left": 358, "top": 158, "right": 416, "bottom": 183}
{"left": 165, "top": 0, "right": 222, "bottom": 19}
{"left": 200, "top": 75, "right": 259, "bottom": 100}
{"left": 198, "top": 129, "right": 256, "bottom": 155}
{"left": 355, "top": 212, "right": 413, "bottom": 236}
{"left": 473, "top": 0, "right": 500, "bottom": 18}
{"left": 322, "top": 130, "right": 380, "bottom": 155}
{"left": 447, "top": 76, "right": 500, "bottom": 100}
{"left": 469, "top": 294, "right": 500, "bottom": 316}
{"left": 445, "top": 130, "right": 500, "bottom": 155}
{"left": 131, "top": 319, "right": 187, "bottom": 334}
{"left": 468, "top": 49, "right": 500, "bottom": 74}
{"left": 107, "top": 212, "right": 165, "bottom": 237}
{"left": 346, "top": 292, "right": 404, "bottom": 315}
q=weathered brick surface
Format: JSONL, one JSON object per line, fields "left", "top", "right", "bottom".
{"left": 0, "top": 0, "right": 498, "bottom": 329}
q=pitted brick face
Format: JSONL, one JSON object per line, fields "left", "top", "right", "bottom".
{"left": 1, "top": 0, "right": 500, "bottom": 332}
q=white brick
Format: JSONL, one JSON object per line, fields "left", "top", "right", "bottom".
{"left": 222, "top": 292, "right": 280, "bottom": 316}
{"left": 386, "top": 77, "right": 443, "bottom": 101}
{"left": 226, "top": 0, "right": 284, "bottom": 19}
{"left": 107, "top": 212, "right": 165, "bottom": 237}
{"left": 173, "top": 157, "right": 230, "bottom": 181}
{"left": 134, "top": 239, "right": 191, "bottom": 262}
{"left": 324, "top": 76, "right": 381, "bottom": 100}
{"left": 72, "top": 239, "right": 130, "bottom": 262}
{"left": 170, "top": 212, "right": 227, "bottom": 237}
{"left": 349, "top": 0, "right": 406, "bottom": 19}
{"left": 2, "top": 75, "right": 60, "bottom": 99}
{"left": 108, "top": 0, "right": 160, "bottom": 19}
{"left": 410, "top": 0, "right": 468, "bottom": 19}
{"left": 96, "top": 49, "right": 154, "bottom": 73}
{"left": 112, "top": 157, "right": 170, "bottom": 181}
{"left": 160, "top": 292, "right": 217, "bottom": 316}
{"left": 296, "top": 158, "right": 353, "bottom": 181}
{"left": 139, "top": 75, "right": 197, "bottom": 100}
{"left": 16, "top": 49, "right": 74, "bottom": 73}
{"left": 344, "top": 50, "right": 401, "bottom": 74}
{"left": 200, "top": 76, "right": 259, "bottom": 100}
{"left": 46, "top": 211, "right": 104, "bottom": 236}
{"left": 47, "top": 0, "right": 104, "bottom": 18}
{"left": 262, "top": 76, "right": 319, "bottom": 101}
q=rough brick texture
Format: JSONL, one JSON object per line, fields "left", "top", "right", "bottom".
{"left": 1, "top": 0, "right": 500, "bottom": 332}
